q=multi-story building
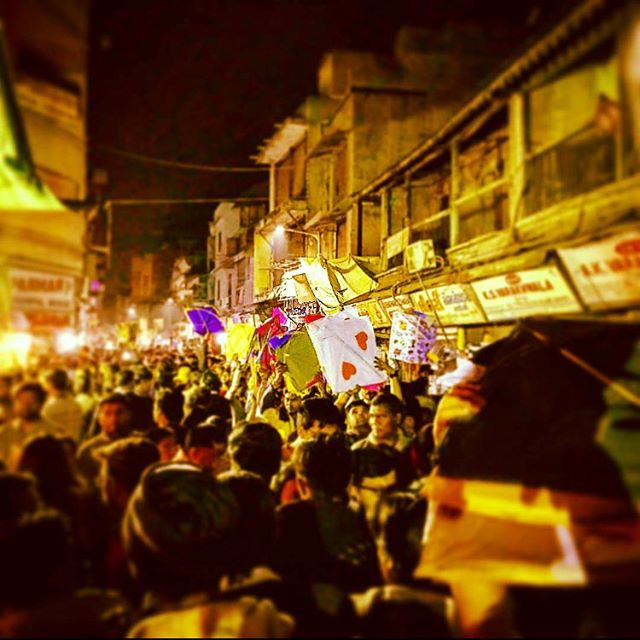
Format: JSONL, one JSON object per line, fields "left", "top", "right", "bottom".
{"left": 0, "top": 4, "right": 87, "bottom": 343}
{"left": 346, "top": 0, "right": 640, "bottom": 346}
{"left": 209, "top": 195, "right": 268, "bottom": 319}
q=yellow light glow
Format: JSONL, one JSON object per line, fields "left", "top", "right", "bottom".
{"left": 55, "top": 329, "right": 81, "bottom": 354}
{"left": 215, "top": 332, "right": 228, "bottom": 347}
{"left": 0, "top": 332, "right": 33, "bottom": 371}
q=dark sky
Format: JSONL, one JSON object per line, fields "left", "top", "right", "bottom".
{"left": 88, "top": 0, "right": 566, "bottom": 251}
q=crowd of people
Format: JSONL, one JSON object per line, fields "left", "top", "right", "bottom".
{"left": 0, "top": 342, "right": 636, "bottom": 637}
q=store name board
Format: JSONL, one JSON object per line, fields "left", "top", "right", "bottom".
{"left": 470, "top": 265, "right": 582, "bottom": 321}
{"left": 281, "top": 298, "right": 321, "bottom": 321}
{"left": 380, "top": 295, "right": 412, "bottom": 317}
{"left": 9, "top": 268, "right": 74, "bottom": 313}
{"left": 557, "top": 232, "right": 640, "bottom": 309}
{"left": 424, "top": 284, "right": 485, "bottom": 325}
{"left": 366, "top": 301, "right": 390, "bottom": 328}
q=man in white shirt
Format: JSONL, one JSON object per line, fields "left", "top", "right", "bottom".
{"left": 42, "top": 369, "right": 84, "bottom": 441}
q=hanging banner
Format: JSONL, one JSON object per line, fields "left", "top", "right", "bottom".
{"left": 470, "top": 265, "right": 582, "bottom": 321}
{"left": 558, "top": 231, "right": 640, "bottom": 310}
{"left": 423, "top": 283, "right": 486, "bottom": 325}
{"left": 281, "top": 298, "right": 322, "bottom": 323}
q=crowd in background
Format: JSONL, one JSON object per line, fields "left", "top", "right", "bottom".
{"left": 0, "top": 343, "right": 635, "bottom": 637}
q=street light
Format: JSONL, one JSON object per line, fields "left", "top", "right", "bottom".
{"left": 273, "top": 224, "right": 321, "bottom": 257}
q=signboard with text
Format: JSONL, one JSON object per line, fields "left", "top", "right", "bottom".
{"left": 366, "top": 301, "right": 391, "bottom": 328}
{"left": 9, "top": 268, "right": 74, "bottom": 330}
{"left": 558, "top": 232, "right": 640, "bottom": 310}
{"left": 471, "top": 265, "right": 582, "bottom": 321}
{"left": 423, "top": 283, "right": 486, "bottom": 325}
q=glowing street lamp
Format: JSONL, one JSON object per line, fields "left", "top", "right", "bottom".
{"left": 273, "top": 224, "right": 321, "bottom": 257}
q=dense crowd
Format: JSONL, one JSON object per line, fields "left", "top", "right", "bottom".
{"left": 0, "top": 344, "right": 636, "bottom": 637}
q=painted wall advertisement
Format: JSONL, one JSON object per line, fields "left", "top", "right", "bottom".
{"left": 557, "top": 231, "right": 640, "bottom": 310}
{"left": 9, "top": 268, "right": 74, "bottom": 330}
{"left": 420, "top": 283, "right": 486, "bottom": 325}
{"left": 470, "top": 265, "right": 582, "bottom": 321}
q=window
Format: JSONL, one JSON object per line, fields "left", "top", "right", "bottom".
{"left": 524, "top": 41, "right": 619, "bottom": 214}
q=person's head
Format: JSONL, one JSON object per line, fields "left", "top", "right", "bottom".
{"left": 185, "top": 423, "right": 228, "bottom": 471}
{"left": 351, "top": 445, "right": 400, "bottom": 525}
{"left": 12, "top": 382, "right": 47, "bottom": 421}
{"left": 134, "top": 367, "right": 153, "bottom": 395}
{"left": 73, "top": 368, "right": 92, "bottom": 395}
{"left": 293, "top": 434, "right": 352, "bottom": 500}
{"left": 369, "top": 393, "right": 404, "bottom": 445}
{"left": 201, "top": 370, "right": 222, "bottom": 392}
{"left": 116, "top": 368, "right": 135, "bottom": 391}
{"left": 345, "top": 398, "right": 370, "bottom": 439}
{"left": 373, "top": 492, "right": 427, "bottom": 583}
{"left": 16, "top": 435, "right": 82, "bottom": 509}
{"left": 299, "top": 397, "right": 343, "bottom": 438}
{"left": 153, "top": 388, "right": 184, "bottom": 428}
{"left": 122, "top": 462, "right": 240, "bottom": 599}
{"left": 0, "top": 375, "right": 12, "bottom": 399}
{"left": 283, "top": 390, "right": 303, "bottom": 417}
{"left": 146, "top": 427, "right": 180, "bottom": 462}
{"left": 0, "top": 509, "right": 74, "bottom": 607}
{"left": 98, "top": 436, "right": 160, "bottom": 512}
{"left": 45, "top": 368, "right": 70, "bottom": 397}
{"left": 0, "top": 472, "right": 40, "bottom": 532}
{"left": 97, "top": 393, "right": 132, "bottom": 439}
{"left": 217, "top": 470, "right": 276, "bottom": 578}
{"left": 228, "top": 420, "right": 282, "bottom": 485}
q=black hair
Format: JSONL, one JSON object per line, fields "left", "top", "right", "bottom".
{"left": 99, "top": 436, "right": 160, "bottom": 495}
{"left": 155, "top": 388, "right": 184, "bottom": 425}
{"left": 352, "top": 445, "right": 400, "bottom": 486}
{"left": 186, "top": 424, "right": 228, "bottom": 450}
{"left": 228, "top": 420, "right": 282, "bottom": 484}
{"left": 370, "top": 392, "right": 404, "bottom": 418}
{"left": 300, "top": 397, "right": 342, "bottom": 431}
{"left": 373, "top": 492, "right": 427, "bottom": 582}
{"left": 0, "top": 472, "right": 40, "bottom": 525}
{"left": 217, "top": 470, "right": 276, "bottom": 576}
{"left": 14, "top": 382, "right": 47, "bottom": 405}
{"left": 46, "top": 369, "right": 69, "bottom": 392}
{"left": 146, "top": 427, "right": 177, "bottom": 445}
{"left": 99, "top": 392, "right": 131, "bottom": 410}
{"left": 122, "top": 462, "right": 239, "bottom": 598}
{"left": 0, "top": 509, "right": 74, "bottom": 607}
{"left": 294, "top": 434, "right": 352, "bottom": 497}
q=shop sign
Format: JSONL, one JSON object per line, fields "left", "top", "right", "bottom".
{"left": 423, "top": 284, "right": 486, "bottom": 325}
{"left": 281, "top": 298, "right": 321, "bottom": 321}
{"left": 354, "top": 303, "right": 370, "bottom": 318}
{"left": 380, "top": 295, "right": 412, "bottom": 318}
{"left": 557, "top": 231, "right": 640, "bottom": 309}
{"left": 9, "top": 268, "right": 74, "bottom": 312}
{"left": 366, "top": 301, "right": 390, "bottom": 327}
{"left": 9, "top": 268, "right": 74, "bottom": 330}
{"left": 470, "top": 265, "right": 582, "bottom": 321}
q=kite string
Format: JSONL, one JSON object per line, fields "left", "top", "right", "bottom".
{"left": 527, "top": 328, "right": 640, "bottom": 409}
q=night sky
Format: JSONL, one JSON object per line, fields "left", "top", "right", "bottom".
{"left": 88, "top": 0, "right": 566, "bottom": 252}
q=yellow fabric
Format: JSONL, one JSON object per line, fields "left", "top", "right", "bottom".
{"left": 225, "top": 324, "right": 255, "bottom": 361}
{"left": 415, "top": 474, "right": 640, "bottom": 586}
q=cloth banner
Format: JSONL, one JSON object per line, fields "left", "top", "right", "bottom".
{"left": 224, "top": 323, "right": 255, "bottom": 361}
{"left": 389, "top": 310, "right": 437, "bottom": 363}
{"left": 306, "top": 310, "right": 386, "bottom": 393}
{"left": 275, "top": 328, "right": 321, "bottom": 393}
